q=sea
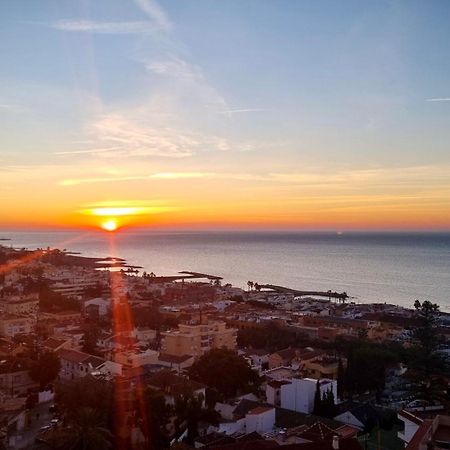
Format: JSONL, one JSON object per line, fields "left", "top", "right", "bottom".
{"left": 1, "top": 231, "right": 450, "bottom": 312}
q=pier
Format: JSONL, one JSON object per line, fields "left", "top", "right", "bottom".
{"left": 146, "top": 271, "right": 223, "bottom": 283}
{"left": 259, "top": 284, "right": 349, "bottom": 302}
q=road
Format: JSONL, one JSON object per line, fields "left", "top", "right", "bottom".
{"left": 6, "top": 402, "right": 53, "bottom": 449}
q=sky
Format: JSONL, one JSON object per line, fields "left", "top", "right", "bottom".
{"left": 1, "top": 0, "right": 450, "bottom": 231}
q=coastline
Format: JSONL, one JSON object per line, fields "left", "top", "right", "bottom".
{"left": 2, "top": 230, "right": 450, "bottom": 312}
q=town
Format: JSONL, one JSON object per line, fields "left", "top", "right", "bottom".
{"left": 0, "top": 244, "right": 449, "bottom": 450}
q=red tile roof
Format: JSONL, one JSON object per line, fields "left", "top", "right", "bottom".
{"left": 248, "top": 406, "right": 274, "bottom": 415}
{"left": 399, "top": 410, "right": 423, "bottom": 426}
{"left": 405, "top": 420, "right": 433, "bottom": 450}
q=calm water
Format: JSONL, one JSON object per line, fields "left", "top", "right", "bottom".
{"left": 1, "top": 231, "right": 450, "bottom": 311}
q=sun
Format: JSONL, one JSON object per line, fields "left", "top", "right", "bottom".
{"left": 101, "top": 219, "right": 118, "bottom": 232}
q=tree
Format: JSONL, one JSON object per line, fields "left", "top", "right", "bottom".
{"left": 189, "top": 348, "right": 261, "bottom": 398}
{"left": 29, "top": 351, "right": 61, "bottom": 389}
{"left": 357, "top": 328, "right": 368, "bottom": 340}
{"left": 337, "top": 359, "right": 345, "bottom": 399}
{"left": 140, "top": 388, "right": 172, "bottom": 450}
{"left": 322, "top": 389, "right": 337, "bottom": 419}
{"left": 237, "top": 322, "right": 299, "bottom": 351}
{"left": 312, "top": 380, "right": 322, "bottom": 416}
{"left": 411, "top": 300, "right": 445, "bottom": 376}
{"left": 82, "top": 325, "right": 100, "bottom": 354}
{"left": 45, "top": 407, "right": 112, "bottom": 450}
{"left": 174, "top": 391, "right": 219, "bottom": 444}
{"left": 55, "top": 376, "right": 114, "bottom": 428}
{"left": 344, "top": 345, "right": 395, "bottom": 395}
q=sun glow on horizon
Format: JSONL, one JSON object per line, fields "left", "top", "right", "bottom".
{"left": 101, "top": 219, "right": 119, "bottom": 231}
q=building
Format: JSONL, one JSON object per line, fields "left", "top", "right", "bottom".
{"left": 160, "top": 320, "right": 237, "bottom": 358}
{"left": 334, "top": 402, "right": 381, "bottom": 431}
{"left": 266, "top": 379, "right": 292, "bottom": 406}
{"left": 397, "top": 411, "right": 450, "bottom": 450}
{"left": 83, "top": 297, "right": 111, "bottom": 317}
{"left": 214, "top": 400, "right": 276, "bottom": 436}
{"left": 302, "top": 356, "right": 340, "bottom": 379}
{"left": 147, "top": 370, "right": 206, "bottom": 406}
{"left": 42, "top": 337, "right": 71, "bottom": 353}
{"left": 57, "top": 348, "right": 106, "bottom": 381}
{"left": 269, "top": 348, "right": 301, "bottom": 369}
{"left": 2, "top": 296, "right": 39, "bottom": 316}
{"left": 269, "top": 348, "right": 323, "bottom": 370}
{"left": 0, "top": 315, "right": 35, "bottom": 338}
{"left": 0, "top": 359, "right": 38, "bottom": 396}
{"left": 281, "top": 378, "right": 338, "bottom": 414}
{"left": 157, "top": 353, "right": 195, "bottom": 372}
{"left": 245, "top": 406, "right": 276, "bottom": 434}
{"left": 114, "top": 349, "right": 159, "bottom": 368}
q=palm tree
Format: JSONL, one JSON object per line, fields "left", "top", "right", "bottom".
{"left": 174, "top": 392, "right": 219, "bottom": 444}
{"left": 49, "top": 407, "right": 112, "bottom": 450}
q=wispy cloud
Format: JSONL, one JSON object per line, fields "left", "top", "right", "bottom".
{"left": 425, "top": 97, "right": 450, "bottom": 102}
{"left": 149, "top": 172, "right": 214, "bottom": 180}
{"left": 51, "top": 20, "right": 155, "bottom": 34}
{"left": 92, "top": 115, "right": 197, "bottom": 158}
{"left": 54, "top": 147, "right": 120, "bottom": 156}
{"left": 58, "top": 171, "right": 262, "bottom": 186}
{"left": 56, "top": 111, "right": 237, "bottom": 159}
{"left": 133, "top": 0, "right": 172, "bottom": 32}
{"left": 60, "top": 175, "right": 148, "bottom": 186}
{"left": 145, "top": 57, "right": 202, "bottom": 81}
{"left": 0, "top": 103, "right": 27, "bottom": 113}
{"left": 217, "top": 108, "right": 267, "bottom": 115}
{"left": 51, "top": 0, "right": 237, "bottom": 161}
{"left": 144, "top": 56, "right": 228, "bottom": 111}
{"left": 56, "top": 164, "right": 450, "bottom": 190}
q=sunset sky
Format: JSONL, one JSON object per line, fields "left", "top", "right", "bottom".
{"left": 1, "top": 0, "right": 450, "bottom": 230}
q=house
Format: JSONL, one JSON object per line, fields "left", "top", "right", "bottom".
{"left": 246, "top": 406, "right": 276, "bottom": 434}
{"left": 397, "top": 412, "right": 450, "bottom": 450}
{"left": 0, "top": 314, "right": 35, "bottom": 338}
{"left": 214, "top": 399, "right": 276, "bottom": 436}
{"left": 147, "top": 369, "right": 206, "bottom": 406}
{"left": 55, "top": 327, "right": 84, "bottom": 349}
{"left": 334, "top": 402, "right": 381, "bottom": 431}
{"left": 266, "top": 380, "right": 292, "bottom": 406}
{"left": 0, "top": 358, "right": 38, "bottom": 395}
{"left": 0, "top": 338, "right": 26, "bottom": 359}
{"left": 57, "top": 348, "right": 106, "bottom": 381}
{"left": 42, "top": 337, "right": 71, "bottom": 353}
{"left": 244, "top": 349, "right": 270, "bottom": 369}
{"left": 302, "top": 356, "right": 340, "bottom": 380}
{"left": 132, "top": 327, "right": 157, "bottom": 343}
{"left": 269, "top": 348, "right": 301, "bottom": 369}
{"left": 208, "top": 437, "right": 363, "bottom": 450}
{"left": 281, "top": 378, "right": 338, "bottom": 414}
{"left": 158, "top": 353, "right": 195, "bottom": 372}
{"left": 194, "top": 431, "right": 236, "bottom": 448}
{"left": 83, "top": 297, "right": 111, "bottom": 317}
{"left": 265, "top": 366, "right": 297, "bottom": 382}
{"left": 114, "top": 349, "right": 159, "bottom": 368}
{"left": 0, "top": 397, "right": 27, "bottom": 449}
{"left": 269, "top": 348, "right": 323, "bottom": 370}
